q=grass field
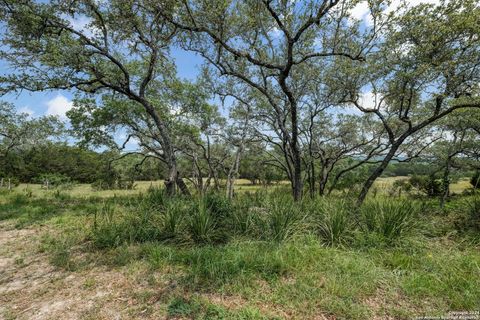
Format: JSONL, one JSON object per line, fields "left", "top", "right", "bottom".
{"left": 7, "top": 177, "right": 473, "bottom": 200}
{"left": 0, "top": 179, "right": 479, "bottom": 319}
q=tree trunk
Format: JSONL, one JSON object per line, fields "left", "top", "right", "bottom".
{"left": 319, "top": 177, "right": 327, "bottom": 196}
{"left": 318, "top": 165, "right": 330, "bottom": 196}
{"left": 357, "top": 143, "right": 401, "bottom": 206}
{"left": 292, "top": 165, "right": 302, "bottom": 201}
{"left": 164, "top": 164, "right": 177, "bottom": 196}
{"left": 308, "top": 159, "right": 316, "bottom": 198}
{"left": 440, "top": 156, "right": 452, "bottom": 209}
{"left": 226, "top": 146, "right": 243, "bottom": 200}
{"left": 290, "top": 105, "right": 302, "bottom": 201}
{"left": 142, "top": 101, "right": 190, "bottom": 197}
{"left": 176, "top": 172, "right": 190, "bottom": 196}
{"left": 164, "top": 162, "right": 190, "bottom": 196}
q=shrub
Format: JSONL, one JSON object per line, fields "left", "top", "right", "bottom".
{"left": 409, "top": 175, "right": 443, "bottom": 197}
{"left": 360, "top": 199, "right": 419, "bottom": 245}
{"left": 0, "top": 176, "right": 20, "bottom": 188}
{"left": 33, "top": 173, "right": 72, "bottom": 188}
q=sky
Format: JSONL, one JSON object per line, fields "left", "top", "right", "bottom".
{"left": 1, "top": 0, "right": 443, "bottom": 142}
{"left": 0, "top": 48, "right": 203, "bottom": 120}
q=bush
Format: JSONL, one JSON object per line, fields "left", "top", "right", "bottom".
{"left": 391, "top": 179, "right": 412, "bottom": 196}
{"left": 33, "top": 173, "right": 72, "bottom": 189}
{"left": 360, "top": 199, "right": 419, "bottom": 245}
{"left": 409, "top": 175, "right": 443, "bottom": 197}
{"left": 0, "top": 176, "right": 20, "bottom": 188}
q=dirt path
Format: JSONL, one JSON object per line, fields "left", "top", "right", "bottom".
{"left": 0, "top": 222, "right": 178, "bottom": 320}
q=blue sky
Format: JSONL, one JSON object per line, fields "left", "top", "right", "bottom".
{"left": 1, "top": 48, "right": 203, "bottom": 119}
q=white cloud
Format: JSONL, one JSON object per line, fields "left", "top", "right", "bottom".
{"left": 45, "top": 94, "right": 73, "bottom": 119}
{"left": 358, "top": 90, "right": 379, "bottom": 109}
{"left": 345, "top": 90, "right": 380, "bottom": 110}
{"left": 62, "top": 14, "right": 99, "bottom": 38}
{"left": 68, "top": 15, "right": 92, "bottom": 31}
{"left": 18, "top": 106, "right": 34, "bottom": 117}
{"left": 350, "top": 0, "right": 443, "bottom": 27}
{"left": 269, "top": 27, "right": 282, "bottom": 38}
{"left": 350, "top": 1, "right": 373, "bottom": 26}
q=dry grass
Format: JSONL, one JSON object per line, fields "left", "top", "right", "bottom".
{"left": 8, "top": 177, "right": 473, "bottom": 201}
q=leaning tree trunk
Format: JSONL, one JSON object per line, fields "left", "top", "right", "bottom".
{"left": 319, "top": 176, "right": 327, "bottom": 196}
{"left": 164, "top": 162, "right": 178, "bottom": 196}
{"left": 357, "top": 143, "right": 401, "bottom": 206}
{"left": 164, "top": 164, "right": 191, "bottom": 197}
{"left": 318, "top": 165, "right": 330, "bottom": 196}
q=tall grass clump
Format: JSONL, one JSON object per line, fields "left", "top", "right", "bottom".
{"left": 229, "top": 200, "right": 259, "bottom": 237}
{"left": 92, "top": 192, "right": 197, "bottom": 248}
{"left": 161, "top": 199, "right": 188, "bottom": 241}
{"left": 144, "top": 186, "right": 168, "bottom": 208}
{"left": 314, "top": 198, "right": 354, "bottom": 246}
{"left": 264, "top": 195, "right": 305, "bottom": 242}
{"left": 465, "top": 195, "right": 480, "bottom": 231}
{"left": 188, "top": 199, "right": 219, "bottom": 244}
{"left": 360, "top": 198, "right": 419, "bottom": 245}
{"left": 455, "top": 195, "right": 480, "bottom": 237}
{"left": 11, "top": 193, "right": 29, "bottom": 206}
{"left": 90, "top": 200, "right": 123, "bottom": 248}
